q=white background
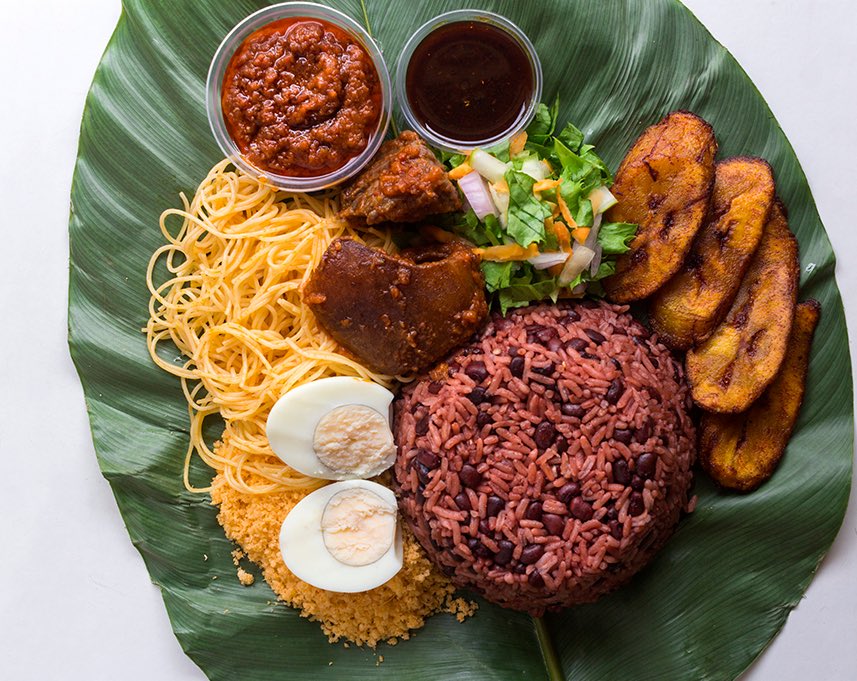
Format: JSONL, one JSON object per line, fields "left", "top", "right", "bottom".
{"left": 0, "top": 0, "right": 855, "bottom": 679}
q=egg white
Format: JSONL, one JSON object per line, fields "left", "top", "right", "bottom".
{"left": 279, "top": 480, "right": 403, "bottom": 593}
{"left": 266, "top": 376, "right": 395, "bottom": 480}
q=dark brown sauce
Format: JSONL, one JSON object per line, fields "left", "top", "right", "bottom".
{"left": 405, "top": 21, "right": 534, "bottom": 143}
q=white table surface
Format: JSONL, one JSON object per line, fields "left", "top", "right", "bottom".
{"left": 0, "top": 1, "right": 854, "bottom": 679}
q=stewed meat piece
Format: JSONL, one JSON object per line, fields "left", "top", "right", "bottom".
{"left": 339, "top": 131, "right": 461, "bottom": 224}
{"left": 303, "top": 238, "right": 487, "bottom": 374}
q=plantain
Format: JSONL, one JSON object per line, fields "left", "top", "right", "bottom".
{"left": 686, "top": 202, "right": 799, "bottom": 412}
{"left": 649, "top": 158, "right": 775, "bottom": 349}
{"left": 604, "top": 111, "right": 716, "bottom": 302}
{"left": 699, "top": 300, "right": 821, "bottom": 492}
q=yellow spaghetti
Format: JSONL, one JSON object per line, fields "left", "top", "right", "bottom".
{"left": 146, "top": 160, "right": 395, "bottom": 494}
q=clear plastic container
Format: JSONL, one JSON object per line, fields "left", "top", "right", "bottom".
{"left": 395, "top": 10, "right": 542, "bottom": 152}
{"left": 206, "top": 2, "right": 392, "bottom": 192}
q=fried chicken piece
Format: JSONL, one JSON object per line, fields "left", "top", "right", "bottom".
{"left": 340, "top": 131, "right": 461, "bottom": 224}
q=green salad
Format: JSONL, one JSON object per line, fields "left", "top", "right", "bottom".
{"left": 441, "top": 101, "right": 637, "bottom": 313}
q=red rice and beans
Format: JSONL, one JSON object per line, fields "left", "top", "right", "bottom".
{"left": 393, "top": 301, "right": 696, "bottom": 615}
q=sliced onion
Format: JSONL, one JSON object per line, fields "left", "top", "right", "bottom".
{"left": 584, "top": 212, "right": 603, "bottom": 250}
{"left": 488, "top": 183, "right": 510, "bottom": 227}
{"left": 520, "top": 158, "right": 550, "bottom": 182}
{"left": 589, "top": 186, "right": 618, "bottom": 214}
{"left": 470, "top": 149, "right": 510, "bottom": 184}
{"left": 457, "top": 171, "right": 498, "bottom": 220}
{"left": 589, "top": 244, "right": 603, "bottom": 277}
{"left": 527, "top": 251, "right": 570, "bottom": 270}
{"left": 558, "top": 244, "right": 595, "bottom": 285}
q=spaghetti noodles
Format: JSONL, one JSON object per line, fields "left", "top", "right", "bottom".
{"left": 146, "top": 160, "right": 395, "bottom": 494}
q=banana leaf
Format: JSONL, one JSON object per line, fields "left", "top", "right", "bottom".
{"left": 68, "top": 1, "right": 852, "bottom": 679}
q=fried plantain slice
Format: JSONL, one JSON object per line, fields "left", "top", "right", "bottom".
{"left": 699, "top": 300, "right": 820, "bottom": 492}
{"left": 604, "top": 111, "right": 716, "bottom": 302}
{"left": 649, "top": 157, "right": 775, "bottom": 349}
{"left": 686, "top": 202, "right": 799, "bottom": 412}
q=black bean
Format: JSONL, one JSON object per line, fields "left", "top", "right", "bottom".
{"left": 565, "top": 308, "right": 581, "bottom": 323}
{"left": 526, "top": 324, "right": 546, "bottom": 342}
{"left": 428, "top": 381, "right": 443, "bottom": 394}
{"left": 605, "top": 377, "right": 625, "bottom": 404}
{"left": 581, "top": 352, "right": 598, "bottom": 361}
{"left": 494, "top": 540, "right": 514, "bottom": 565}
{"left": 494, "top": 316, "right": 513, "bottom": 332}
{"left": 537, "top": 326, "right": 558, "bottom": 344}
{"left": 529, "top": 570, "right": 545, "bottom": 587}
{"left": 467, "top": 386, "right": 488, "bottom": 405}
{"left": 605, "top": 506, "right": 619, "bottom": 521}
{"left": 465, "top": 361, "right": 488, "bottom": 382}
{"left": 585, "top": 328, "right": 606, "bottom": 345}
{"left": 486, "top": 495, "right": 505, "bottom": 517}
{"left": 566, "top": 338, "right": 588, "bottom": 353}
{"left": 631, "top": 475, "right": 645, "bottom": 492}
{"left": 610, "top": 357, "right": 622, "bottom": 371}
{"left": 609, "top": 519, "right": 624, "bottom": 539}
{"left": 525, "top": 501, "right": 543, "bottom": 521}
{"left": 612, "top": 459, "right": 631, "bottom": 486}
{"left": 534, "top": 421, "right": 556, "bottom": 450}
{"left": 513, "top": 562, "right": 528, "bottom": 574}
{"left": 547, "top": 336, "right": 563, "bottom": 353}
{"left": 453, "top": 493, "right": 471, "bottom": 511}
{"left": 532, "top": 362, "right": 555, "bottom": 376}
{"left": 561, "top": 402, "right": 585, "bottom": 418}
{"left": 468, "top": 538, "right": 492, "bottom": 559}
{"left": 637, "top": 452, "right": 657, "bottom": 479}
{"left": 415, "top": 414, "right": 430, "bottom": 436}
{"left": 555, "top": 435, "right": 568, "bottom": 454}
{"left": 416, "top": 448, "right": 439, "bottom": 469}
{"left": 543, "top": 513, "right": 565, "bottom": 535}
{"left": 478, "top": 519, "right": 492, "bottom": 535}
{"left": 520, "top": 544, "right": 544, "bottom": 565}
{"left": 570, "top": 496, "right": 594, "bottom": 521}
{"left": 416, "top": 463, "right": 431, "bottom": 485}
{"left": 459, "top": 464, "right": 482, "bottom": 488}
{"left": 476, "top": 410, "right": 492, "bottom": 428}
{"left": 628, "top": 491, "right": 645, "bottom": 516}
{"left": 509, "top": 355, "right": 525, "bottom": 378}
{"left": 650, "top": 356, "right": 659, "bottom": 369}
{"left": 634, "top": 421, "right": 652, "bottom": 443}
{"left": 557, "top": 483, "right": 580, "bottom": 503}
{"left": 613, "top": 428, "right": 632, "bottom": 445}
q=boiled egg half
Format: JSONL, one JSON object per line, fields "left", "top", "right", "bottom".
{"left": 280, "top": 479, "right": 403, "bottom": 592}
{"left": 266, "top": 376, "right": 396, "bottom": 480}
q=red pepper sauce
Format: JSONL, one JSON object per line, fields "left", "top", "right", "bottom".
{"left": 221, "top": 18, "right": 382, "bottom": 177}
{"left": 405, "top": 21, "right": 534, "bottom": 143}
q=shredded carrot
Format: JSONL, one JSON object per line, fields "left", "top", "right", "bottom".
{"left": 551, "top": 220, "right": 572, "bottom": 251}
{"left": 476, "top": 243, "right": 539, "bottom": 261}
{"left": 448, "top": 163, "right": 473, "bottom": 180}
{"left": 571, "top": 227, "right": 591, "bottom": 244}
{"left": 422, "top": 226, "right": 460, "bottom": 243}
{"left": 556, "top": 190, "right": 578, "bottom": 228}
{"left": 492, "top": 179, "right": 509, "bottom": 194}
{"left": 532, "top": 178, "right": 562, "bottom": 193}
{"left": 509, "top": 131, "right": 528, "bottom": 157}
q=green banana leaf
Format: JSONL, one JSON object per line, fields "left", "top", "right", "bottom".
{"left": 68, "top": 0, "right": 852, "bottom": 679}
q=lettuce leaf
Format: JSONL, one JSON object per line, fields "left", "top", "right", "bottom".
{"left": 505, "top": 170, "right": 552, "bottom": 247}
{"left": 597, "top": 222, "right": 637, "bottom": 254}
{"left": 481, "top": 261, "right": 515, "bottom": 292}
{"left": 497, "top": 276, "right": 559, "bottom": 315}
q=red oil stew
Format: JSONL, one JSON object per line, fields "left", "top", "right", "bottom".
{"left": 405, "top": 21, "right": 534, "bottom": 143}
{"left": 221, "top": 17, "right": 382, "bottom": 177}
